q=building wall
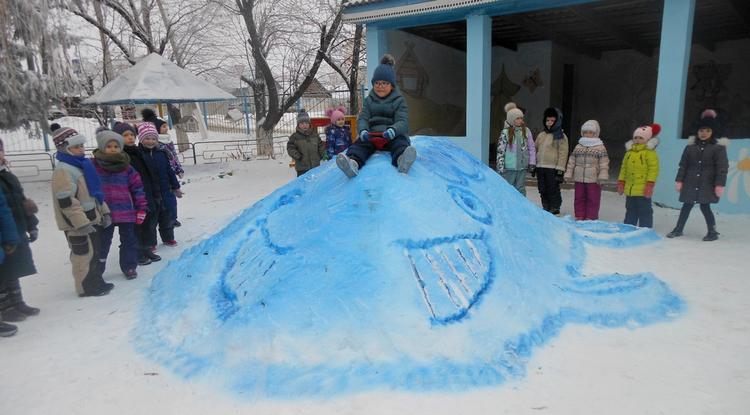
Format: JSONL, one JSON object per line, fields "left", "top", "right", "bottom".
{"left": 388, "top": 30, "right": 467, "bottom": 136}
{"left": 551, "top": 46, "right": 659, "bottom": 174}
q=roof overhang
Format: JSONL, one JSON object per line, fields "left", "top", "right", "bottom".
{"left": 343, "top": 0, "right": 498, "bottom": 24}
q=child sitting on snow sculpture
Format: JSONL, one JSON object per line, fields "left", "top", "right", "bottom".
{"left": 336, "top": 54, "right": 416, "bottom": 178}
{"left": 325, "top": 106, "right": 352, "bottom": 159}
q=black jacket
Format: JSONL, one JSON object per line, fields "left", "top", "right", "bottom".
{"left": 676, "top": 137, "right": 729, "bottom": 204}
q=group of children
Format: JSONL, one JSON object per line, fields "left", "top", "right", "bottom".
{"left": 498, "top": 104, "right": 729, "bottom": 240}
{"left": 47, "top": 111, "right": 185, "bottom": 301}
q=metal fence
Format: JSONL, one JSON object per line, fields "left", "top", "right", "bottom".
{"left": 0, "top": 88, "right": 364, "bottom": 181}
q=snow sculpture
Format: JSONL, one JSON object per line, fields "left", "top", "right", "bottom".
{"left": 134, "top": 137, "right": 683, "bottom": 398}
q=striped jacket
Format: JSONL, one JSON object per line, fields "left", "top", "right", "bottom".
{"left": 93, "top": 160, "right": 148, "bottom": 223}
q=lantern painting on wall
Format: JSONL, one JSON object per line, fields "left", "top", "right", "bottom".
{"left": 396, "top": 42, "right": 429, "bottom": 99}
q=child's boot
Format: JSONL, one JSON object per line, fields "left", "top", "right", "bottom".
{"left": 336, "top": 153, "right": 359, "bottom": 178}
{"left": 666, "top": 228, "right": 683, "bottom": 238}
{"left": 0, "top": 321, "right": 17, "bottom": 337}
{"left": 397, "top": 146, "right": 417, "bottom": 173}
{"left": 702, "top": 226, "right": 719, "bottom": 241}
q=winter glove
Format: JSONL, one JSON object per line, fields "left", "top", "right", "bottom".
{"left": 358, "top": 130, "right": 369, "bottom": 142}
{"left": 28, "top": 229, "right": 38, "bottom": 243}
{"left": 2, "top": 244, "right": 17, "bottom": 255}
{"left": 644, "top": 181, "right": 655, "bottom": 198}
{"left": 174, "top": 188, "right": 184, "bottom": 198}
{"left": 135, "top": 210, "right": 147, "bottom": 225}
{"left": 528, "top": 165, "right": 536, "bottom": 177}
{"left": 383, "top": 128, "right": 396, "bottom": 141}
{"left": 101, "top": 213, "right": 112, "bottom": 229}
{"left": 555, "top": 170, "right": 565, "bottom": 184}
{"left": 617, "top": 180, "right": 625, "bottom": 195}
{"left": 675, "top": 182, "right": 683, "bottom": 192}
{"left": 715, "top": 185, "right": 725, "bottom": 198}
{"left": 23, "top": 198, "right": 39, "bottom": 215}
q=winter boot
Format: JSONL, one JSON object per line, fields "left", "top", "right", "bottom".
{"left": 124, "top": 269, "right": 138, "bottom": 280}
{"left": 80, "top": 282, "right": 114, "bottom": 297}
{"left": 14, "top": 302, "right": 40, "bottom": 317}
{"left": 336, "top": 153, "right": 359, "bottom": 178}
{"left": 145, "top": 250, "right": 161, "bottom": 262}
{"left": 0, "top": 321, "right": 17, "bottom": 337}
{"left": 174, "top": 219, "right": 182, "bottom": 227}
{"left": 397, "top": 146, "right": 417, "bottom": 174}
{"left": 1, "top": 307, "right": 26, "bottom": 322}
{"left": 702, "top": 226, "right": 719, "bottom": 242}
{"left": 137, "top": 253, "right": 152, "bottom": 266}
{"left": 164, "top": 240, "right": 178, "bottom": 247}
{"left": 666, "top": 229, "right": 683, "bottom": 238}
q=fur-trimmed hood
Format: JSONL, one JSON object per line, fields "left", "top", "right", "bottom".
{"left": 625, "top": 137, "right": 659, "bottom": 151}
{"left": 686, "top": 135, "right": 730, "bottom": 146}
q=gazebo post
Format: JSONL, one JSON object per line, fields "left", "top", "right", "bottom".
{"left": 653, "top": 0, "right": 696, "bottom": 207}
{"left": 466, "top": 14, "right": 492, "bottom": 164}
{"left": 366, "top": 26, "right": 387, "bottom": 88}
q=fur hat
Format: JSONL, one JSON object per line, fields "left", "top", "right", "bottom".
{"left": 696, "top": 109, "right": 719, "bottom": 133}
{"left": 297, "top": 109, "right": 311, "bottom": 126}
{"left": 141, "top": 108, "right": 158, "bottom": 122}
{"left": 371, "top": 54, "right": 397, "bottom": 87}
{"left": 53, "top": 127, "right": 87, "bottom": 150}
{"left": 581, "top": 120, "right": 601, "bottom": 136}
{"left": 326, "top": 106, "right": 347, "bottom": 124}
{"left": 113, "top": 121, "right": 137, "bottom": 136}
{"left": 95, "top": 127, "right": 124, "bottom": 151}
{"left": 504, "top": 102, "right": 524, "bottom": 126}
{"left": 137, "top": 122, "right": 159, "bottom": 142}
{"left": 50, "top": 123, "right": 61, "bottom": 133}
{"left": 632, "top": 123, "right": 661, "bottom": 141}
{"left": 543, "top": 107, "right": 564, "bottom": 139}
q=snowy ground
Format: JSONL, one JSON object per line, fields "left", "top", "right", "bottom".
{"left": 1, "top": 158, "right": 748, "bottom": 415}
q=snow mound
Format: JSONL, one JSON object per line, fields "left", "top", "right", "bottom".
{"left": 133, "top": 137, "right": 684, "bottom": 398}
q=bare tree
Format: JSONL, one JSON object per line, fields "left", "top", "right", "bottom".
{"left": 233, "top": 0, "right": 343, "bottom": 157}
{"left": 0, "top": 0, "right": 73, "bottom": 131}
{"left": 322, "top": 23, "right": 365, "bottom": 115}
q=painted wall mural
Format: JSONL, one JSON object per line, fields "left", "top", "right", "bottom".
{"left": 134, "top": 137, "right": 684, "bottom": 398}
{"left": 389, "top": 31, "right": 466, "bottom": 136}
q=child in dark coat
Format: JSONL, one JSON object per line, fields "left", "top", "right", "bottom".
{"left": 287, "top": 110, "right": 326, "bottom": 177}
{"left": 138, "top": 123, "right": 182, "bottom": 247}
{"left": 92, "top": 129, "right": 148, "bottom": 279}
{"left": 0, "top": 138, "right": 40, "bottom": 323}
{"left": 115, "top": 122, "right": 162, "bottom": 264}
{"left": 0, "top": 190, "right": 20, "bottom": 337}
{"left": 667, "top": 109, "right": 729, "bottom": 241}
{"left": 336, "top": 54, "right": 416, "bottom": 178}
{"left": 325, "top": 106, "right": 352, "bottom": 159}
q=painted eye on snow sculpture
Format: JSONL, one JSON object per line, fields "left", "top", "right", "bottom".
{"left": 448, "top": 185, "right": 492, "bottom": 225}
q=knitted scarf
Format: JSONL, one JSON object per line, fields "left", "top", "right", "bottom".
{"left": 56, "top": 152, "right": 105, "bottom": 204}
{"left": 93, "top": 149, "right": 131, "bottom": 172}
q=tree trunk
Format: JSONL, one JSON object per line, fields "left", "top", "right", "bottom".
{"left": 348, "top": 24, "right": 364, "bottom": 115}
{"left": 256, "top": 127, "right": 274, "bottom": 159}
{"left": 167, "top": 103, "right": 190, "bottom": 152}
{"left": 93, "top": 0, "right": 113, "bottom": 84}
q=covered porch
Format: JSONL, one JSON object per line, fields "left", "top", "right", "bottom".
{"left": 343, "top": 0, "right": 750, "bottom": 214}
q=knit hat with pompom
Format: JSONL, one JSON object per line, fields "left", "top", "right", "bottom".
{"left": 371, "top": 54, "right": 397, "bottom": 87}
{"left": 504, "top": 102, "right": 524, "bottom": 126}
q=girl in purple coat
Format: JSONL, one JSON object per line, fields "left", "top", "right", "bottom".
{"left": 92, "top": 129, "right": 148, "bottom": 279}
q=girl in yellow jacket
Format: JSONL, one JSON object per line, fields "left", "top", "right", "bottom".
{"left": 617, "top": 123, "right": 660, "bottom": 228}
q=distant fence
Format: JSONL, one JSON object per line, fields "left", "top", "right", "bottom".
{"left": 198, "top": 89, "right": 362, "bottom": 136}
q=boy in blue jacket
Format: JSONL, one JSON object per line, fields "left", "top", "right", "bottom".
{"left": 336, "top": 54, "right": 416, "bottom": 178}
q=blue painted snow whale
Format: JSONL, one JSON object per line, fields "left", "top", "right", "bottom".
{"left": 133, "top": 137, "right": 683, "bottom": 398}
